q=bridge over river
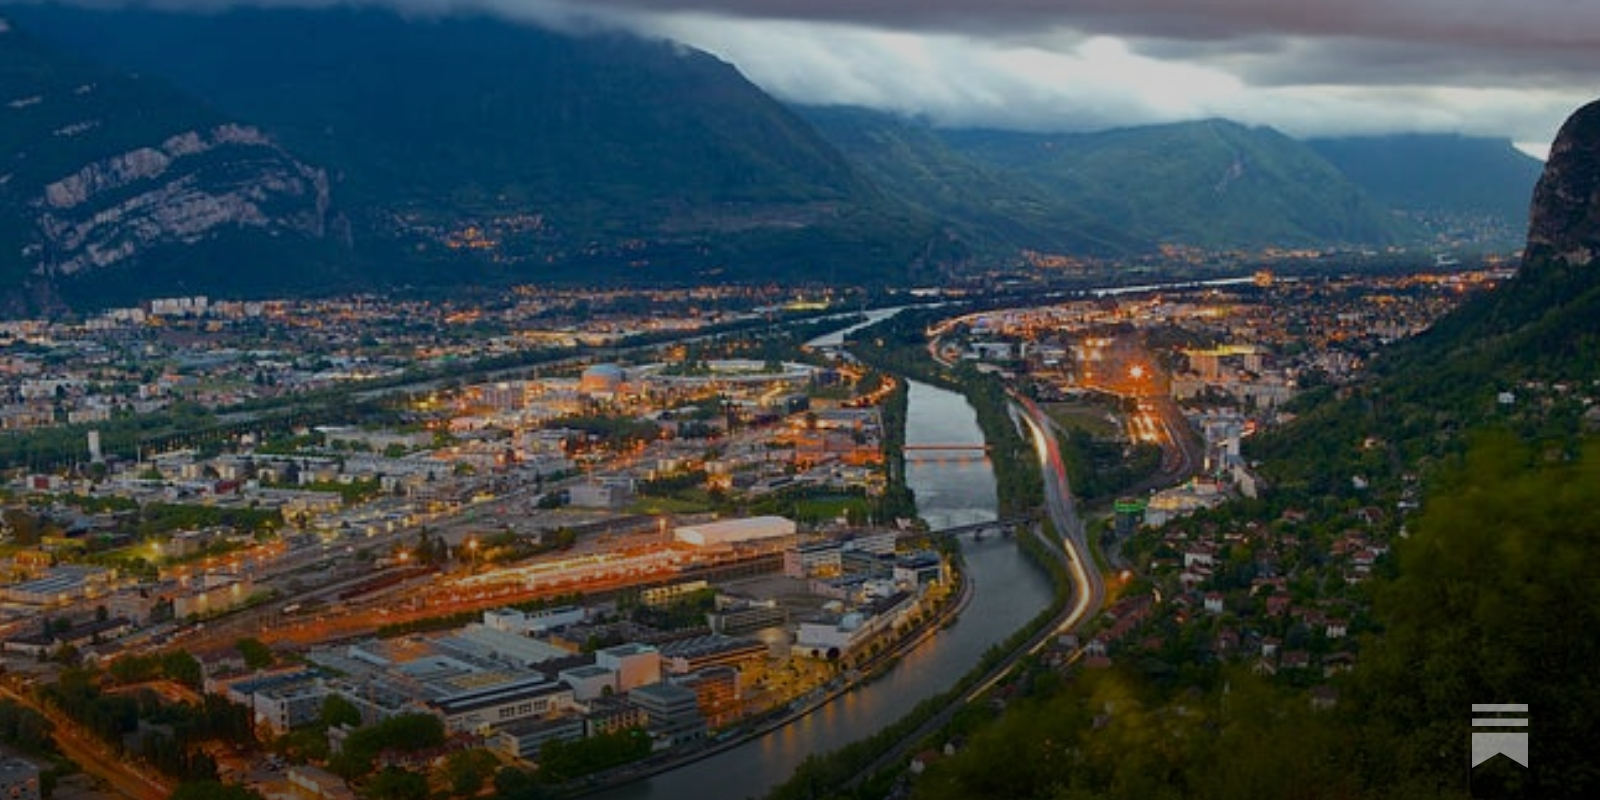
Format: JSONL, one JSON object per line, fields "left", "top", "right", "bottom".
{"left": 929, "top": 513, "right": 1036, "bottom": 541}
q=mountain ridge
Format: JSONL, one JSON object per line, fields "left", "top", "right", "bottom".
{"left": 2, "top": 5, "right": 946, "bottom": 301}
{"left": 1307, "top": 133, "right": 1543, "bottom": 246}
{"left": 807, "top": 109, "right": 1494, "bottom": 254}
{"left": 0, "top": 5, "right": 1560, "bottom": 308}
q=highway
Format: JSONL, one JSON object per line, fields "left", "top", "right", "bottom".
{"left": 1014, "top": 394, "right": 1106, "bottom": 642}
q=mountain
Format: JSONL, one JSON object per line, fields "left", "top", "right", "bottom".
{"left": 1251, "top": 99, "right": 1600, "bottom": 494}
{"left": 1524, "top": 102, "right": 1600, "bottom": 268}
{"left": 799, "top": 106, "right": 1139, "bottom": 257}
{"left": 938, "top": 119, "right": 1404, "bottom": 250}
{"left": 4, "top": 5, "right": 944, "bottom": 294}
{"left": 1373, "top": 101, "right": 1600, "bottom": 387}
{"left": 0, "top": 16, "right": 342, "bottom": 312}
{"left": 0, "top": 5, "right": 1559, "bottom": 307}
{"left": 1308, "top": 134, "right": 1544, "bottom": 246}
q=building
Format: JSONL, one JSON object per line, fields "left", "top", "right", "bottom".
{"left": 796, "top": 613, "right": 868, "bottom": 660}
{"left": 217, "top": 669, "right": 326, "bottom": 735}
{"left": 639, "top": 580, "right": 709, "bottom": 608}
{"left": 893, "top": 552, "right": 944, "bottom": 587}
{"left": 0, "top": 757, "right": 40, "bottom": 800}
{"left": 483, "top": 606, "right": 586, "bottom": 636}
{"left": 171, "top": 573, "right": 255, "bottom": 619}
{"left": 628, "top": 682, "right": 706, "bottom": 745}
{"left": 595, "top": 644, "right": 661, "bottom": 692}
{"left": 286, "top": 764, "right": 356, "bottom": 800}
{"left": 707, "top": 596, "right": 786, "bottom": 635}
{"left": 253, "top": 680, "right": 328, "bottom": 736}
{"left": 568, "top": 480, "right": 634, "bottom": 510}
{"left": 427, "top": 676, "right": 576, "bottom": 734}
{"left": 0, "top": 565, "right": 112, "bottom": 606}
{"left": 583, "top": 695, "right": 648, "bottom": 737}
{"left": 2, "top": 616, "right": 134, "bottom": 658}
{"left": 674, "top": 666, "right": 741, "bottom": 725}
{"left": 1113, "top": 498, "right": 1147, "bottom": 539}
{"left": 436, "top": 624, "right": 572, "bottom": 669}
{"left": 841, "top": 530, "right": 897, "bottom": 556}
{"left": 784, "top": 541, "right": 843, "bottom": 579}
{"left": 1144, "top": 479, "right": 1229, "bottom": 527}
{"left": 579, "top": 364, "right": 627, "bottom": 397}
{"left": 558, "top": 664, "right": 617, "bottom": 702}
{"left": 795, "top": 591, "right": 917, "bottom": 661}
{"left": 492, "top": 715, "right": 587, "bottom": 761}
{"left": 674, "top": 516, "right": 796, "bottom": 547}
{"left": 657, "top": 634, "right": 768, "bottom": 676}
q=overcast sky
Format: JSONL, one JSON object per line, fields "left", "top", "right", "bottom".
{"left": 71, "top": 0, "right": 1600, "bottom": 156}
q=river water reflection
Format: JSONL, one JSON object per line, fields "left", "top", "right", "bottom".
{"left": 594, "top": 381, "right": 1054, "bottom": 800}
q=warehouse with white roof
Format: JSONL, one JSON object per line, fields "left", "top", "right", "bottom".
{"left": 673, "top": 516, "right": 797, "bottom": 547}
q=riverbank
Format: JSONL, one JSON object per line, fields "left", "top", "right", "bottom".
{"left": 564, "top": 545, "right": 979, "bottom": 797}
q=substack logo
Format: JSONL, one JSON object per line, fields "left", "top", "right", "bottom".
{"left": 1471, "top": 704, "right": 1529, "bottom": 769}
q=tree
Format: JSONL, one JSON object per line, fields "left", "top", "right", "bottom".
{"left": 329, "top": 713, "right": 445, "bottom": 780}
{"left": 492, "top": 767, "right": 554, "bottom": 800}
{"left": 160, "top": 650, "right": 203, "bottom": 688}
{"left": 441, "top": 748, "right": 499, "bottom": 797}
{"left": 171, "top": 781, "right": 265, "bottom": 800}
{"left": 364, "top": 767, "right": 428, "bottom": 800}
{"left": 1, "top": 509, "right": 40, "bottom": 546}
{"left": 235, "top": 637, "right": 274, "bottom": 671}
{"left": 321, "top": 694, "right": 362, "bottom": 730}
{"left": 1353, "top": 433, "right": 1600, "bottom": 798}
{"left": 0, "top": 700, "right": 55, "bottom": 754}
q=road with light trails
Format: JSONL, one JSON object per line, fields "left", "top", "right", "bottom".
{"left": 1015, "top": 394, "right": 1107, "bottom": 641}
{"left": 0, "top": 682, "right": 173, "bottom": 800}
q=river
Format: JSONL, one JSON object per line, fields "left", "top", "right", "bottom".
{"left": 593, "top": 380, "right": 1056, "bottom": 800}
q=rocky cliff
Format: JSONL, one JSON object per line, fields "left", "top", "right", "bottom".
{"left": 1, "top": 17, "right": 336, "bottom": 309}
{"left": 29, "top": 123, "right": 330, "bottom": 277}
{"left": 1524, "top": 99, "right": 1600, "bottom": 269}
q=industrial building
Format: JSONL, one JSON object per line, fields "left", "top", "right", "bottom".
{"left": 492, "top": 715, "right": 588, "bottom": 760}
{"left": 595, "top": 643, "right": 662, "bottom": 692}
{"left": 427, "top": 676, "right": 577, "bottom": 734}
{"left": 657, "top": 634, "right": 768, "bottom": 675}
{"left": 674, "top": 516, "right": 796, "bottom": 547}
{"left": 784, "top": 541, "right": 843, "bottom": 578}
{"left": 628, "top": 681, "right": 706, "bottom": 746}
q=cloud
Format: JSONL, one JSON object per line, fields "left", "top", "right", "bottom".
{"left": 27, "top": 0, "right": 1600, "bottom": 146}
{"left": 624, "top": 10, "right": 1588, "bottom": 146}
{"left": 571, "top": 0, "right": 1600, "bottom": 53}
{"left": 467, "top": 0, "right": 1595, "bottom": 146}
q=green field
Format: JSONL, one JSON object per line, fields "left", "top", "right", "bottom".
{"left": 1044, "top": 401, "right": 1124, "bottom": 440}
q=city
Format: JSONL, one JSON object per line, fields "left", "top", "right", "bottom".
{"left": 0, "top": 265, "right": 1528, "bottom": 799}
{"left": 3, "top": 3, "right": 1598, "bottom": 797}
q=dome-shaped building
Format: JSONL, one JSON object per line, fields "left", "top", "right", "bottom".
{"left": 579, "top": 363, "right": 627, "bottom": 396}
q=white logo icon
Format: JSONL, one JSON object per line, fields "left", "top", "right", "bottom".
{"left": 1471, "top": 704, "right": 1529, "bottom": 768}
